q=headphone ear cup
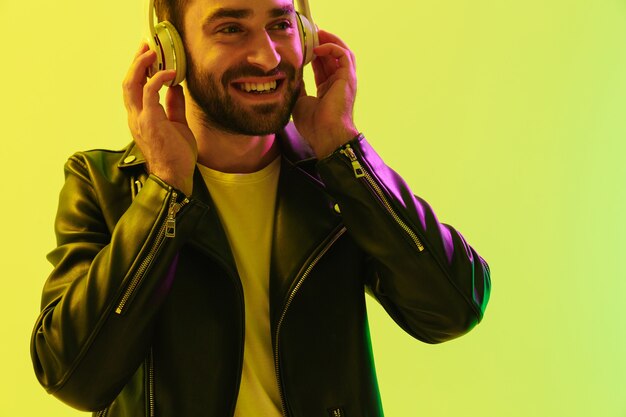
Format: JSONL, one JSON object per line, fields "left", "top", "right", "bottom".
{"left": 148, "top": 21, "right": 187, "bottom": 86}
{"left": 296, "top": 12, "right": 319, "bottom": 65}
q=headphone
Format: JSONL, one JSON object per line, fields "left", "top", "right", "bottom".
{"left": 147, "top": 0, "right": 319, "bottom": 87}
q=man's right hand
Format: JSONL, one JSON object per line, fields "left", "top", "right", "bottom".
{"left": 123, "top": 42, "right": 197, "bottom": 196}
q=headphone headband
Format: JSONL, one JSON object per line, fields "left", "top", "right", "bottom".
{"left": 148, "top": 0, "right": 156, "bottom": 39}
{"left": 296, "top": 0, "right": 314, "bottom": 26}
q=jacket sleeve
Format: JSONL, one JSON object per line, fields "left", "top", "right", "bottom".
{"left": 316, "top": 134, "right": 491, "bottom": 344}
{"left": 30, "top": 153, "right": 206, "bottom": 411}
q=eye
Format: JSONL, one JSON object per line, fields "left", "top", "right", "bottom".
{"left": 217, "top": 25, "right": 243, "bottom": 35}
{"left": 270, "top": 20, "right": 293, "bottom": 31}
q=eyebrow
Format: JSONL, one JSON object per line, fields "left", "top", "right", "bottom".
{"left": 269, "top": 5, "right": 295, "bottom": 18}
{"left": 203, "top": 5, "right": 295, "bottom": 27}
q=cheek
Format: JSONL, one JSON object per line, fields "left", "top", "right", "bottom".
{"left": 190, "top": 52, "right": 230, "bottom": 82}
{"left": 282, "top": 36, "right": 304, "bottom": 68}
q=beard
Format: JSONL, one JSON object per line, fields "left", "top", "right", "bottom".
{"left": 185, "top": 56, "right": 302, "bottom": 136}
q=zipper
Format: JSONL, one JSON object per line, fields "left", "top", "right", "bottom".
{"left": 274, "top": 226, "right": 347, "bottom": 416}
{"left": 131, "top": 177, "right": 144, "bottom": 199}
{"left": 190, "top": 247, "right": 244, "bottom": 417}
{"left": 148, "top": 348, "right": 155, "bottom": 417}
{"left": 165, "top": 192, "right": 187, "bottom": 238}
{"left": 339, "top": 144, "right": 425, "bottom": 252}
{"left": 95, "top": 408, "right": 108, "bottom": 417}
{"left": 115, "top": 191, "right": 189, "bottom": 315}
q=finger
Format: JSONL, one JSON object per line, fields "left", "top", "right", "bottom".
{"left": 311, "top": 55, "right": 329, "bottom": 87}
{"left": 134, "top": 41, "right": 150, "bottom": 59}
{"left": 321, "top": 52, "right": 339, "bottom": 79}
{"left": 314, "top": 44, "right": 353, "bottom": 74}
{"left": 314, "top": 43, "right": 352, "bottom": 66}
{"left": 124, "top": 47, "right": 155, "bottom": 93}
{"left": 123, "top": 48, "right": 157, "bottom": 113}
{"left": 317, "top": 30, "right": 356, "bottom": 68}
{"left": 317, "top": 30, "right": 350, "bottom": 50}
{"left": 312, "top": 46, "right": 343, "bottom": 87}
{"left": 142, "top": 69, "right": 177, "bottom": 113}
{"left": 165, "top": 84, "right": 187, "bottom": 124}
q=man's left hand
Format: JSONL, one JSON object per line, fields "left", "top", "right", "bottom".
{"left": 292, "top": 30, "right": 359, "bottom": 158}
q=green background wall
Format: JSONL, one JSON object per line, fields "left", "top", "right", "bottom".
{"left": 1, "top": 0, "right": 625, "bottom": 415}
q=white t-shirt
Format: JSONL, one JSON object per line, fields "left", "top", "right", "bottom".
{"left": 198, "top": 156, "right": 282, "bottom": 417}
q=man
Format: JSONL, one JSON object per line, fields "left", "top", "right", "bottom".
{"left": 30, "top": 0, "right": 490, "bottom": 415}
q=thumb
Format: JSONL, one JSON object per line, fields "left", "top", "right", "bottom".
{"left": 298, "top": 79, "right": 308, "bottom": 98}
{"left": 292, "top": 94, "right": 316, "bottom": 128}
{"left": 293, "top": 79, "right": 312, "bottom": 124}
{"left": 165, "top": 84, "right": 187, "bottom": 124}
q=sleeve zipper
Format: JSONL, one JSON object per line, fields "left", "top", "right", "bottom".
{"left": 115, "top": 191, "right": 189, "bottom": 315}
{"left": 165, "top": 192, "right": 187, "bottom": 238}
{"left": 339, "top": 143, "right": 425, "bottom": 252}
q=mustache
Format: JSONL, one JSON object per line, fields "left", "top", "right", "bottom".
{"left": 221, "top": 61, "right": 297, "bottom": 86}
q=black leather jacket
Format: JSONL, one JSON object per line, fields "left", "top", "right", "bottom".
{"left": 31, "top": 125, "right": 490, "bottom": 417}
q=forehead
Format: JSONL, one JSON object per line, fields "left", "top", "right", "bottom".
{"left": 186, "top": 0, "right": 294, "bottom": 16}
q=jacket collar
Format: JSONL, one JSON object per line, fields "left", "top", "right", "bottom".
{"left": 115, "top": 123, "right": 341, "bottom": 309}
{"left": 116, "top": 122, "right": 317, "bottom": 170}
{"left": 277, "top": 122, "right": 318, "bottom": 166}
{"left": 117, "top": 142, "right": 146, "bottom": 169}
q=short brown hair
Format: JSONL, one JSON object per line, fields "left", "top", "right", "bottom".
{"left": 154, "top": 0, "right": 189, "bottom": 40}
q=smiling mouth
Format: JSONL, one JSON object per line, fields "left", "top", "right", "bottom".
{"left": 233, "top": 80, "right": 282, "bottom": 94}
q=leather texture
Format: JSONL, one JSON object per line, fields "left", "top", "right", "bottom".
{"left": 31, "top": 123, "right": 490, "bottom": 417}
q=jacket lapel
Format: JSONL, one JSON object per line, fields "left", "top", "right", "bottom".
{"left": 269, "top": 125, "right": 343, "bottom": 325}
{"left": 118, "top": 143, "right": 236, "bottom": 272}
{"left": 187, "top": 168, "right": 238, "bottom": 277}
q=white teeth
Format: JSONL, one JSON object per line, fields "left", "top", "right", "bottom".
{"left": 240, "top": 80, "right": 278, "bottom": 93}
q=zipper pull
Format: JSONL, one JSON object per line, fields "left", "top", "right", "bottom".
{"left": 165, "top": 192, "right": 188, "bottom": 238}
{"left": 340, "top": 144, "right": 365, "bottom": 178}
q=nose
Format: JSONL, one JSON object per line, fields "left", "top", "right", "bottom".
{"left": 247, "top": 32, "right": 281, "bottom": 72}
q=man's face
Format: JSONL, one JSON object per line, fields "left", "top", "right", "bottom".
{"left": 182, "top": 0, "right": 304, "bottom": 135}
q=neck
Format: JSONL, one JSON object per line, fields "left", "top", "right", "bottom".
{"left": 187, "top": 98, "right": 280, "bottom": 174}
